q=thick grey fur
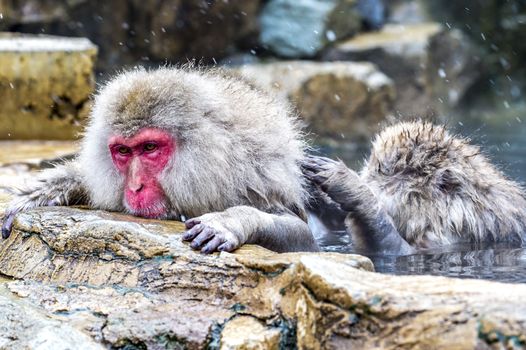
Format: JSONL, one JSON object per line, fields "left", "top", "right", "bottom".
{"left": 2, "top": 66, "right": 318, "bottom": 253}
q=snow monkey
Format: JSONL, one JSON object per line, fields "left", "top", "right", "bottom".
{"left": 1, "top": 67, "right": 319, "bottom": 253}
{"left": 304, "top": 121, "right": 526, "bottom": 255}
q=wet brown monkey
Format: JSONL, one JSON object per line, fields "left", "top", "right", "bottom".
{"left": 304, "top": 121, "right": 526, "bottom": 255}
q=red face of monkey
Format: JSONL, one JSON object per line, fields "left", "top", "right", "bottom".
{"left": 108, "top": 128, "right": 174, "bottom": 218}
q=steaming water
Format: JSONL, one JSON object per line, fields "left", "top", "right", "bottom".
{"left": 317, "top": 106, "right": 526, "bottom": 283}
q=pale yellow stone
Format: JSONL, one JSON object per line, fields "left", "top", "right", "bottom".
{"left": 336, "top": 23, "right": 442, "bottom": 54}
{"left": 0, "top": 33, "right": 97, "bottom": 140}
{"left": 220, "top": 316, "right": 280, "bottom": 350}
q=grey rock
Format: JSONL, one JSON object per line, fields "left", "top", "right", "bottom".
{"left": 387, "top": 0, "right": 430, "bottom": 24}
{"left": 0, "top": 286, "right": 104, "bottom": 350}
{"left": 233, "top": 61, "right": 395, "bottom": 142}
{"left": 323, "top": 23, "right": 481, "bottom": 117}
{"left": 357, "top": 0, "right": 386, "bottom": 30}
{"left": 259, "top": 0, "right": 361, "bottom": 57}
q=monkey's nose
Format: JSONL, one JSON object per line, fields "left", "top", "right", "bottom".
{"left": 129, "top": 183, "right": 144, "bottom": 193}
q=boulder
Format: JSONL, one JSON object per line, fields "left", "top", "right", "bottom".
{"left": 356, "top": 0, "right": 387, "bottom": 30}
{"left": 0, "top": 33, "right": 96, "bottom": 140}
{"left": 234, "top": 61, "right": 395, "bottom": 142}
{"left": 323, "top": 23, "right": 481, "bottom": 117}
{"left": 0, "top": 196, "right": 526, "bottom": 348}
{"left": 424, "top": 0, "right": 526, "bottom": 90}
{"left": 259, "top": 0, "right": 361, "bottom": 58}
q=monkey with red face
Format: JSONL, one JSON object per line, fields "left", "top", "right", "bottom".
{"left": 108, "top": 129, "right": 175, "bottom": 219}
{"left": 1, "top": 67, "right": 318, "bottom": 253}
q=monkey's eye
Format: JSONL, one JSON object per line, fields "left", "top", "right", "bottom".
{"left": 117, "top": 146, "right": 131, "bottom": 155}
{"left": 143, "top": 142, "right": 158, "bottom": 153}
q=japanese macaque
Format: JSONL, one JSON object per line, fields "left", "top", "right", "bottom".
{"left": 1, "top": 67, "right": 318, "bottom": 253}
{"left": 304, "top": 121, "right": 526, "bottom": 255}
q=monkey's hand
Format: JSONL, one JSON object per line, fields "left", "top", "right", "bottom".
{"left": 303, "top": 155, "right": 415, "bottom": 255}
{"left": 2, "top": 188, "right": 57, "bottom": 239}
{"left": 182, "top": 213, "right": 242, "bottom": 254}
{"left": 302, "top": 155, "right": 360, "bottom": 212}
{"left": 182, "top": 206, "right": 318, "bottom": 254}
{"left": 1, "top": 163, "right": 87, "bottom": 239}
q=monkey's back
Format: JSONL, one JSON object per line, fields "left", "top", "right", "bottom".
{"left": 79, "top": 67, "right": 308, "bottom": 219}
{"left": 362, "top": 121, "right": 526, "bottom": 247}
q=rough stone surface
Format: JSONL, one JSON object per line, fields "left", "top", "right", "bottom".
{"left": 0, "top": 285, "right": 104, "bottom": 350}
{"left": 0, "top": 33, "right": 97, "bottom": 140}
{"left": 0, "top": 203, "right": 372, "bottom": 349}
{"left": 259, "top": 0, "right": 361, "bottom": 57}
{"left": 1, "top": 199, "right": 526, "bottom": 349}
{"left": 323, "top": 23, "right": 481, "bottom": 117}
{"left": 234, "top": 61, "right": 395, "bottom": 142}
{"left": 220, "top": 316, "right": 281, "bottom": 350}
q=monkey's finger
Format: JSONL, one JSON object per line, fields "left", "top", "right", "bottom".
{"left": 301, "top": 162, "right": 319, "bottom": 172}
{"left": 185, "top": 218, "right": 201, "bottom": 229}
{"left": 303, "top": 170, "right": 328, "bottom": 184}
{"left": 306, "top": 155, "right": 339, "bottom": 166}
{"left": 303, "top": 169, "right": 318, "bottom": 178}
{"left": 301, "top": 159, "right": 333, "bottom": 173}
{"left": 313, "top": 174, "right": 330, "bottom": 184}
{"left": 46, "top": 199, "right": 59, "bottom": 206}
{"left": 190, "top": 227, "right": 215, "bottom": 249}
{"left": 303, "top": 170, "right": 317, "bottom": 185}
{"left": 182, "top": 223, "right": 204, "bottom": 241}
{"left": 201, "top": 236, "right": 224, "bottom": 254}
{"left": 217, "top": 241, "right": 237, "bottom": 252}
{"left": 301, "top": 157, "right": 322, "bottom": 167}
{"left": 1, "top": 213, "right": 16, "bottom": 239}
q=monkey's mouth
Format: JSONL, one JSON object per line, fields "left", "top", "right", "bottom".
{"left": 124, "top": 201, "right": 169, "bottom": 220}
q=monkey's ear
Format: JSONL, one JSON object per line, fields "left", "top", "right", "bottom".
{"left": 436, "top": 169, "right": 462, "bottom": 194}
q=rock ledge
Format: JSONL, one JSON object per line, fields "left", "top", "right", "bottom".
{"left": 0, "top": 204, "right": 525, "bottom": 349}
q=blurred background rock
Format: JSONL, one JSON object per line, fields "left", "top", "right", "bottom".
{"left": 0, "top": 0, "right": 525, "bottom": 178}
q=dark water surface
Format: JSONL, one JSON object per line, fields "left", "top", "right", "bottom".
{"left": 318, "top": 228, "right": 526, "bottom": 284}
{"left": 317, "top": 105, "right": 526, "bottom": 283}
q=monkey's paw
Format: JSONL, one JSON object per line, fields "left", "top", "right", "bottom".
{"left": 302, "top": 155, "right": 349, "bottom": 190}
{"left": 1, "top": 210, "right": 16, "bottom": 239}
{"left": 182, "top": 217, "right": 241, "bottom": 254}
{"left": 1, "top": 193, "right": 60, "bottom": 239}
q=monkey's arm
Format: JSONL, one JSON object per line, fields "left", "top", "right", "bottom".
{"left": 303, "top": 156, "right": 415, "bottom": 256}
{"left": 1, "top": 161, "right": 88, "bottom": 238}
{"left": 182, "top": 206, "right": 319, "bottom": 253}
